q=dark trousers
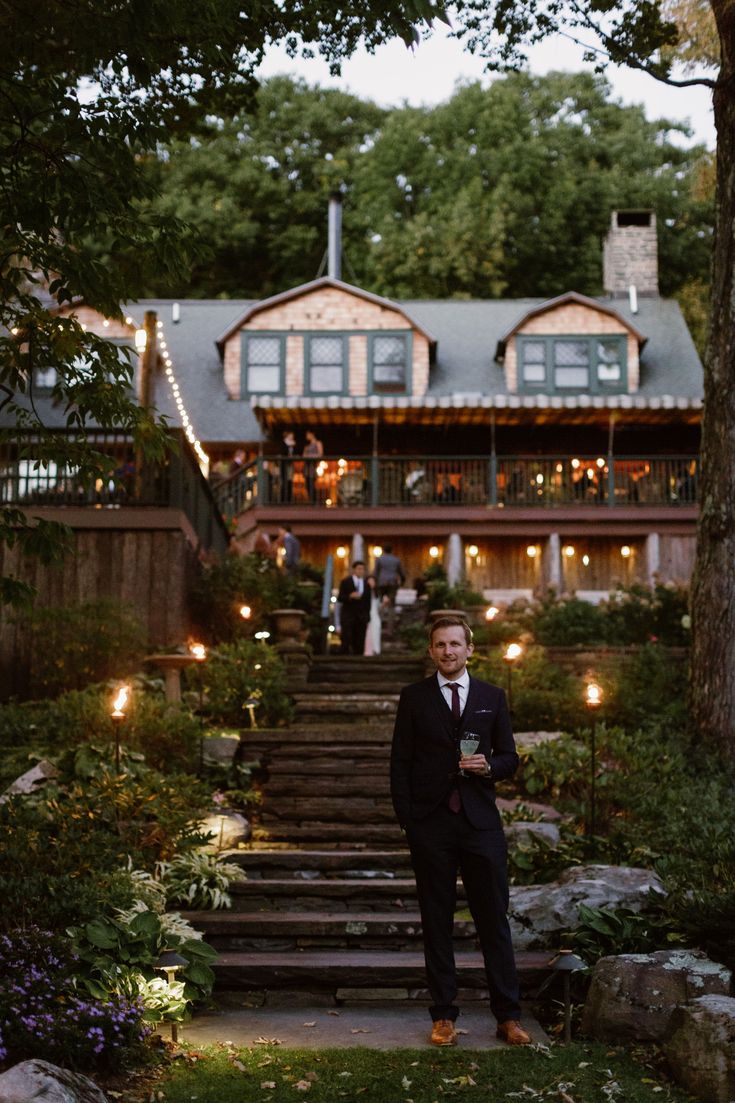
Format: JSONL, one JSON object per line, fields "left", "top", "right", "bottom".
{"left": 407, "top": 805, "right": 521, "bottom": 1024}
{"left": 340, "top": 612, "right": 367, "bottom": 655}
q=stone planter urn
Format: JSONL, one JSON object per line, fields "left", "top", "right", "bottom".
{"left": 272, "top": 607, "right": 307, "bottom": 643}
{"left": 428, "top": 608, "right": 468, "bottom": 624}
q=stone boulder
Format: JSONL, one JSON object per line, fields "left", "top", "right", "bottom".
{"left": 200, "top": 810, "right": 250, "bottom": 850}
{"left": 505, "top": 822, "right": 561, "bottom": 849}
{"left": 509, "top": 864, "right": 665, "bottom": 950}
{"left": 0, "top": 1060, "right": 108, "bottom": 1103}
{"left": 664, "top": 994, "right": 735, "bottom": 1103}
{"left": 0, "top": 760, "right": 58, "bottom": 804}
{"left": 581, "top": 950, "right": 732, "bottom": 1041}
{"left": 200, "top": 735, "right": 240, "bottom": 766}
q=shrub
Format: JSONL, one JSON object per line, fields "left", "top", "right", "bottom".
{"left": 470, "top": 645, "right": 583, "bottom": 732}
{"left": 533, "top": 594, "right": 608, "bottom": 646}
{"left": 600, "top": 582, "right": 690, "bottom": 646}
{"left": 0, "top": 926, "right": 149, "bottom": 1071}
{"left": 569, "top": 901, "right": 687, "bottom": 964}
{"left": 159, "top": 851, "right": 245, "bottom": 910}
{"left": 0, "top": 764, "right": 211, "bottom": 931}
{"left": 69, "top": 908, "right": 217, "bottom": 1020}
{"left": 194, "top": 639, "right": 293, "bottom": 727}
{"left": 21, "top": 599, "right": 147, "bottom": 698}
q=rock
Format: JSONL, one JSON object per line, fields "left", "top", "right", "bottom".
{"left": 505, "top": 821, "right": 560, "bottom": 849}
{"left": 200, "top": 811, "right": 251, "bottom": 850}
{"left": 0, "top": 1060, "right": 108, "bottom": 1103}
{"left": 515, "top": 731, "right": 565, "bottom": 751}
{"left": 509, "top": 864, "right": 665, "bottom": 950}
{"left": 664, "top": 994, "right": 735, "bottom": 1103}
{"left": 497, "top": 797, "right": 564, "bottom": 822}
{"left": 581, "top": 950, "right": 732, "bottom": 1042}
{"left": 0, "top": 760, "right": 58, "bottom": 804}
{"left": 200, "top": 735, "right": 240, "bottom": 766}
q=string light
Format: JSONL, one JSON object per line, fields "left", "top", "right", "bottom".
{"left": 153, "top": 315, "right": 209, "bottom": 471}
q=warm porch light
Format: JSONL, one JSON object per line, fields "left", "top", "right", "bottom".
{"left": 620, "top": 545, "right": 632, "bottom": 558}
{"left": 239, "top": 604, "right": 252, "bottom": 619}
{"left": 429, "top": 545, "right": 440, "bottom": 558}
{"left": 335, "top": 545, "right": 347, "bottom": 559}
{"left": 582, "top": 554, "right": 590, "bottom": 566}
{"left": 189, "top": 643, "right": 206, "bottom": 661}
{"left": 596, "top": 457, "right": 605, "bottom": 468}
{"left": 372, "top": 545, "right": 383, "bottom": 558}
{"left": 526, "top": 545, "right": 538, "bottom": 558}
{"left": 562, "top": 544, "right": 575, "bottom": 557}
{"left": 571, "top": 458, "right": 580, "bottom": 469}
{"left": 535, "top": 473, "right": 544, "bottom": 485}
{"left": 485, "top": 606, "right": 499, "bottom": 621}
{"left": 134, "top": 328, "right": 147, "bottom": 351}
{"left": 503, "top": 642, "right": 523, "bottom": 664}
{"left": 467, "top": 544, "right": 479, "bottom": 558}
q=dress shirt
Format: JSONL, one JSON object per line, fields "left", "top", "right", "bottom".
{"left": 437, "top": 671, "right": 469, "bottom": 716}
{"left": 353, "top": 575, "right": 364, "bottom": 595}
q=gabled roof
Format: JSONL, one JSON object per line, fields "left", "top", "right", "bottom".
{"left": 214, "top": 276, "right": 436, "bottom": 352}
{"left": 495, "top": 291, "right": 648, "bottom": 359}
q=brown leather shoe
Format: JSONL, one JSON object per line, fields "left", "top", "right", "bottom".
{"left": 496, "top": 1019, "right": 531, "bottom": 1046}
{"left": 430, "top": 1019, "right": 458, "bottom": 1046}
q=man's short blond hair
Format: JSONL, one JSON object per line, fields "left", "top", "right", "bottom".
{"left": 428, "top": 615, "right": 473, "bottom": 646}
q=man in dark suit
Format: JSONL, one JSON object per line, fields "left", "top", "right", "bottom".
{"left": 338, "top": 560, "right": 371, "bottom": 655}
{"left": 390, "top": 615, "right": 530, "bottom": 1047}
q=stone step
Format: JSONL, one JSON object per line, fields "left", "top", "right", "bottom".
{"left": 243, "top": 728, "right": 392, "bottom": 749}
{"left": 223, "top": 849, "right": 411, "bottom": 875}
{"left": 229, "top": 877, "right": 437, "bottom": 912}
{"left": 252, "top": 821, "right": 405, "bottom": 845}
{"left": 259, "top": 796, "right": 395, "bottom": 824}
{"left": 263, "top": 776, "right": 391, "bottom": 797}
{"left": 296, "top": 683, "right": 406, "bottom": 696}
{"left": 211, "top": 950, "right": 552, "bottom": 994}
{"left": 265, "top": 758, "right": 390, "bottom": 775}
{"left": 181, "top": 910, "right": 457, "bottom": 951}
{"left": 292, "top": 696, "right": 400, "bottom": 721}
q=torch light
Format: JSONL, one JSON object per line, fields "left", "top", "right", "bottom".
{"left": 110, "top": 685, "right": 130, "bottom": 772}
{"left": 585, "top": 681, "right": 603, "bottom": 845}
{"left": 239, "top": 604, "right": 252, "bottom": 620}
{"left": 502, "top": 642, "right": 523, "bottom": 714}
{"left": 485, "top": 605, "right": 499, "bottom": 622}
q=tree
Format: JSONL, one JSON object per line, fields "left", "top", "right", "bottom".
{"left": 140, "top": 72, "right": 711, "bottom": 303}
{"left": 0, "top": 0, "right": 435, "bottom": 604}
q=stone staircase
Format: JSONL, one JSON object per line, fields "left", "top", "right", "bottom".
{"left": 184, "top": 654, "right": 551, "bottom": 1005}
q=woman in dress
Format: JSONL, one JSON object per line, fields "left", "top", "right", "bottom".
{"left": 364, "top": 574, "right": 382, "bottom": 656}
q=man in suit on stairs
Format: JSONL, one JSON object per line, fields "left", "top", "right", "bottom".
{"left": 338, "top": 560, "right": 371, "bottom": 655}
{"left": 390, "top": 615, "right": 531, "bottom": 1048}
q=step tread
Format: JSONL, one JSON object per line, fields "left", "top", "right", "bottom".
{"left": 213, "top": 950, "right": 551, "bottom": 968}
{"left": 225, "top": 849, "right": 409, "bottom": 867}
{"left": 181, "top": 910, "right": 427, "bottom": 928}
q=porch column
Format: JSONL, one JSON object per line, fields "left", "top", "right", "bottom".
{"left": 645, "top": 532, "right": 660, "bottom": 586}
{"left": 351, "top": 533, "right": 365, "bottom": 565}
{"left": 446, "top": 533, "right": 464, "bottom": 586}
{"left": 545, "top": 532, "right": 562, "bottom": 592}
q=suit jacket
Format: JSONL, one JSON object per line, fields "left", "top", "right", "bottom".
{"left": 338, "top": 575, "right": 371, "bottom": 623}
{"left": 390, "top": 673, "right": 519, "bottom": 831}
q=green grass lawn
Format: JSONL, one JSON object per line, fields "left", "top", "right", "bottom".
{"left": 125, "top": 1042, "right": 697, "bottom": 1103}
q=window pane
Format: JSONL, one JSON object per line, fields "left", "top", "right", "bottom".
{"left": 374, "top": 335, "right": 406, "bottom": 365}
{"left": 523, "top": 363, "right": 546, "bottom": 383}
{"left": 555, "top": 366, "right": 589, "bottom": 388}
{"left": 248, "top": 337, "right": 281, "bottom": 365}
{"left": 597, "top": 339, "right": 622, "bottom": 383}
{"left": 522, "top": 341, "right": 546, "bottom": 364}
{"left": 310, "top": 336, "right": 343, "bottom": 365}
{"left": 35, "top": 367, "right": 57, "bottom": 389}
{"left": 598, "top": 362, "right": 621, "bottom": 382}
{"left": 247, "top": 365, "right": 280, "bottom": 392}
{"left": 310, "top": 365, "right": 343, "bottom": 392}
{"left": 554, "top": 340, "right": 589, "bottom": 366}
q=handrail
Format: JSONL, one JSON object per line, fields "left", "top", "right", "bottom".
{"left": 217, "top": 453, "right": 699, "bottom": 513}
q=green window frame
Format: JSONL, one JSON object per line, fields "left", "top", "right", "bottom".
{"left": 517, "top": 334, "right": 627, "bottom": 395}
{"left": 305, "top": 334, "right": 348, "bottom": 395}
{"left": 368, "top": 332, "right": 411, "bottom": 395}
{"left": 241, "top": 333, "right": 285, "bottom": 396}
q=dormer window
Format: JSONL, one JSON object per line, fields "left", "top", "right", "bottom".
{"left": 369, "top": 332, "right": 410, "bottom": 394}
{"left": 306, "top": 335, "right": 347, "bottom": 394}
{"left": 518, "top": 335, "right": 626, "bottom": 394}
{"left": 242, "top": 334, "right": 284, "bottom": 394}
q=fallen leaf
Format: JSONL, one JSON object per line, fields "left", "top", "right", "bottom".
{"left": 294, "top": 1081, "right": 311, "bottom": 1092}
{"left": 351, "top": 1027, "right": 372, "bottom": 1033}
{"left": 303, "top": 1021, "right": 316, "bottom": 1027}
{"left": 578, "top": 1062, "right": 590, "bottom": 1069}
{"left": 260, "top": 1083, "right": 277, "bottom": 1090}
{"left": 402, "top": 1076, "right": 412, "bottom": 1090}
{"left": 254, "top": 1036, "right": 283, "bottom": 1046}
{"left": 231, "top": 1060, "right": 246, "bottom": 1072}
{"left": 455, "top": 1027, "right": 468, "bottom": 1035}
{"left": 328, "top": 1010, "right": 341, "bottom": 1016}
{"left": 337, "top": 1072, "right": 352, "bottom": 1078}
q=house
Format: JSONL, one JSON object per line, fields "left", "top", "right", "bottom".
{"left": 137, "top": 206, "right": 702, "bottom": 602}
{"left": 5, "top": 206, "right": 702, "bottom": 614}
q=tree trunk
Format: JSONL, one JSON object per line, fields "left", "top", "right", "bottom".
{"left": 690, "top": 3, "right": 735, "bottom": 759}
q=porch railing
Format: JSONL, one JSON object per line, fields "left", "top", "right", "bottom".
{"left": 212, "top": 454, "right": 699, "bottom": 515}
{"left": 1, "top": 429, "right": 230, "bottom": 555}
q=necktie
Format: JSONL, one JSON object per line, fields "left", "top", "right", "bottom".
{"left": 446, "top": 682, "right": 462, "bottom": 813}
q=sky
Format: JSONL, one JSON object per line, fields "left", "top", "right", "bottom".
{"left": 257, "top": 22, "right": 716, "bottom": 149}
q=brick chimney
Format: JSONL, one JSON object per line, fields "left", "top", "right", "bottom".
{"left": 603, "top": 210, "right": 659, "bottom": 299}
